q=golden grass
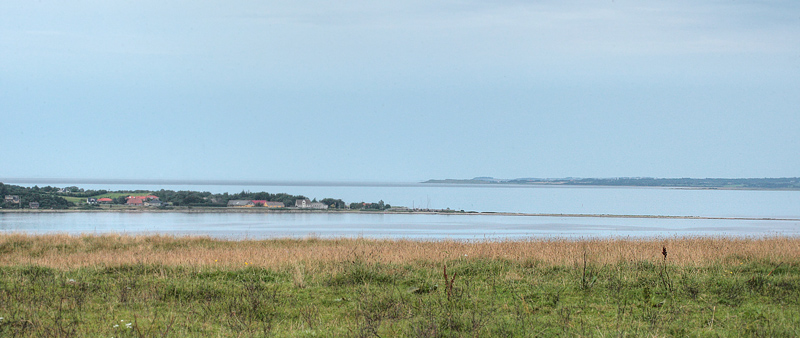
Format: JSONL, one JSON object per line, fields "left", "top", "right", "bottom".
{"left": 1, "top": 233, "right": 799, "bottom": 269}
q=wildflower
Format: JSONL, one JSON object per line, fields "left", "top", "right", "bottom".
{"left": 126, "top": 323, "right": 132, "bottom": 328}
{"left": 113, "top": 324, "right": 119, "bottom": 328}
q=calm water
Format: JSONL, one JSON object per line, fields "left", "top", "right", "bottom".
{"left": 3, "top": 183, "right": 799, "bottom": 239}
{"left": 16, "top": 182, "right": 800, "bottom": 218}
{"left": 0, "top": 212, "right": 798, "bottom": 239}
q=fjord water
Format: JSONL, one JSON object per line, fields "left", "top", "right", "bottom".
{"left": 33, "top": 182, "right": 800, "bottom": 218}
{"left": 2, "top": 183, "right": 799, "bottom": 239}
{"left": 1, "top": 212, "right": 799, "bottom": 239}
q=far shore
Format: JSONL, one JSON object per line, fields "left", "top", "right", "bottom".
{"left": 2, "top": 207, "right": 798, "bottom": 222}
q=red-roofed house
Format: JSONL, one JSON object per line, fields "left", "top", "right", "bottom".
{"left": 97, "top": 198, "right": 113, "bottom": 203}
{"left": 127, "top": 198, "right": 144, "bottom": 206}
{"left": 127, "top": 195, "right": 159, "bottom": 201}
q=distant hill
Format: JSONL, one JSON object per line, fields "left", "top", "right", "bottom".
{"left": 423, "top": 177, "right": 800, "bottom": 190}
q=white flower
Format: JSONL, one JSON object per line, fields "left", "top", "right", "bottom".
{"left": 113, "top": 324, "right": 119, "bottom": 328}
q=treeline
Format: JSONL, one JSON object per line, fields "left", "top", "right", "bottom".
{"left": 0, "top": 183, "right": 74, "bottom": 209}
{"left": 151, "top": 190, "right": 348, "bottom": 209}
{"left": 150, "top": 190, "right": 305, "bottom": 207}
{"left": 31, "top": 185, "right": 115, "bottom": 198}
{"left": 349, "top": 200, "right": 391, "bottom": 210}
{"left": 0, "top": 182, "right": 370, "bottom": 210}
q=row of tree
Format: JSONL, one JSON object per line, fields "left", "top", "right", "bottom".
{"left": 349, "top": 200, "right": 391, "bottom": 210}
{"left": 0, "top": 183, "right": 74, "bottom": 209}
{"left": 150, "top": 190, "right": 351, "bottom": 209}
{"left": 0, "top": 183, "right": 379, "bottom": 210}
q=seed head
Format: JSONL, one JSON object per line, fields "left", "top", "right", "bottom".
{"left": 662, "top": 246, "right": 667, "bottom": 259}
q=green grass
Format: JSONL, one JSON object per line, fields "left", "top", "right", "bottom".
{"left": 0, "top": 258, "right": 797, "bottom": 337}
{"left": 61, "top": 196, "right": 86, "bottom": 204}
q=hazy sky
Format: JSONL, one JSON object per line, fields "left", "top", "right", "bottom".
{"left": 2, "top": 1, "right": 798, "bottom": 182}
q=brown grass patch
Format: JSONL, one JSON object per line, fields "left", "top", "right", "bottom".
{"left": 1, "top": 233, "right": 798, "bottom": 269}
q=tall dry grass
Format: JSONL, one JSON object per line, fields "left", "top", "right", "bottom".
{"left": 1, "top": 233, "right": 798, "bottom": 269}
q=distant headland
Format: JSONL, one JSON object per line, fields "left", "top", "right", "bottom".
{"left": 423, "top": 177, "right": 800, "bottom": 190}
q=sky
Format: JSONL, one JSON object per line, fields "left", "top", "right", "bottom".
{"left": 1, "top": 0, "right": 799, "bottom": 182}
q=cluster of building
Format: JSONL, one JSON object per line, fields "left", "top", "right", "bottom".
{"left": 294, "top": 198, "right": 329, "bottom": 209}
{"left": 227, "top": 200, "right": 284, "bottom": 208}
{"left": 5, "top": 192, "right": 341, "bottom": 211}
{"left": 124, "top": 195, "right": 163, "bottom": 207}
{"left": 226, "top": 198, "right": 329, "bottom": 209}
{"left": 86, "top": 197, "right": 114, "bottom": 204}
{"left": 4, "top": 195, "right": 38, "bottom": 209}
{"left": 86, "top": 195, "right": 165, "bottom": 207}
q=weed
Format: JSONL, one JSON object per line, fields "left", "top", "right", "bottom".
{"left": 443, "top": 264, "right": 457, "bottom": 301}
{"left": 580, "top": 251, "right": 598, "bottom": 290}
{"left": 293, "top": 264, "right": 306, "bottom": 289}
{"left": 660, "top": 246, "right": 673, "bottom": 293}
{"left": 299, "top": 303, "right": 320, "bottom": 330}
{"left": 680, "top": 273, "right": 702, "bottom": 299}
{"left": 327, "top": 261, "right": 395, "bottom": 286}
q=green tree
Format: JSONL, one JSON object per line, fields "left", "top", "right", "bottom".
{"left": 321, "top": 198, "right": 346, "bottom": 209}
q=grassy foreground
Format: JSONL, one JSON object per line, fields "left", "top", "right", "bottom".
{"left": 0, "top": 235, "right": 799, "bottom": 337}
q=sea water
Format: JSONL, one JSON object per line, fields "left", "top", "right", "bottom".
{"left": 2, "top": 183, "right": 798, "bottom": 239}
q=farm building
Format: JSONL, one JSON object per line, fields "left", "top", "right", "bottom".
{"left": 126, "top": 198, "right": 144, "bottom": 206}
{"left": 227, "top": 200, "right": 255, "bottom": 207}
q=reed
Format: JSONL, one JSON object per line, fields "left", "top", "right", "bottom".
{"left": 0, "top": 234, "right": 800, "bottom": 269}
{"left": 1, "top": 233, "right": 798, "bottom": 269}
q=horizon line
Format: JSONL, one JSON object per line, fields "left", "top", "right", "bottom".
{"left": 2, "top": 176, "right": 797, "bottom": 188}
{"left": 0, "top": 177, "right": 425, "bottom": 187}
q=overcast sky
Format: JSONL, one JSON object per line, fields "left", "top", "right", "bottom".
{"left": 2, "top": 0, "right": 798, "bottom": 182}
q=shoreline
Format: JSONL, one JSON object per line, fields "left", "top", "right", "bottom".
{"left": 2, "top": 207, "right": 797, "bottom": 222}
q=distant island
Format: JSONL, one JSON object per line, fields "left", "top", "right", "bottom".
{"left": 0, "top": 182, "right": 401, "bottom": 211}
{"left": 423, "top": 177, "right": 800, "bottom": 190}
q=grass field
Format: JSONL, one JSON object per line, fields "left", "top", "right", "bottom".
{"left": 60, "top": 196, "right": 86, "bottom": 204}
{"left": 0, "top": 234, "right": 798, "bottom": 337}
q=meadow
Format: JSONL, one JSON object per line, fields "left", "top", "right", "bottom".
{"left": 0, "top": 234, "right": 798, "bottom": 337}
